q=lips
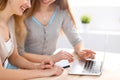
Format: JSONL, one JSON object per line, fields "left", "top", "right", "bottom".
{"left": 21, "top": 7, "right": 26, "bottom": 11}
{"left": 20, "top": 6, "right": 27, "bottom": 13}
{"left": 41, "top": 0, "right": 51, "bottom": 4}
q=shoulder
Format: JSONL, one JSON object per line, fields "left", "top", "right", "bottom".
{"left": 56, "top": 6, "right": 70, "bottom": 20}
{"left": 25, "top": 17, "right": 32, "bottom": 22}
{"left": 24, "top": 17, "right": 33, "bottom": 27}
{"left": 56, "top": 6, "right": 69, "bottom": 15}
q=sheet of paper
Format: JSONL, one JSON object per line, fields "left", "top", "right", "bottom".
{"left": 55, "top": 60, "right": 70, "bottom": 68}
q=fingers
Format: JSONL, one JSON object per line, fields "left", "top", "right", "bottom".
{"left": 54, "top": 50, "right": 74, "bottom": 62}
{"left": 82, "top": 50, "right": 96, "bottom": 54}
{"left": 43, "top": 64, "right": 53, "bottom": 69}
{"left": 63, "top": 51, "right": 74, "bottom": 62}
{"left": 43, "top": 65, "right": 64, "bottom": 77}
{"left": 40, "top": 60, "right": 54, "bottom": 69}
{"left": 49, "top": 60, "right": 54, "bottom": 66}
{"left": 59, "top": 50, "right": 74, "bottom": 62}
{"left": 40, "top": 55, "right": 55, "bottom": 69}
{"left": 52, "top": 66, "right": 64, "bottom": 76}
{"left": 78, "top": 50, "right": 96, "bottom": 60}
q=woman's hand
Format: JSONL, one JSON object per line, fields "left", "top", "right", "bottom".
{"left": 75, "top": 49, "right": 96, "bottom": 61}
{"left": 45, "top": 65, "right": 64, "bottom": 76}
{"left": 36, "top": 65, "right": 64, "bottom": 77}
{"left": 35, "top": 50, "right": 74, "bottom": 69}
{"left": 52, "top": 50, "right": 74, "bottom": 63}
{"left": 37, "top": 56, "right": 54, "bottom": 69}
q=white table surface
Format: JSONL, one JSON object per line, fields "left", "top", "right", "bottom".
{"left": 29, "top": 49, "right": 120, "bottom": 80}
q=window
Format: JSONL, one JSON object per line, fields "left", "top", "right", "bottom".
{"left": 68, "top": 0, "right": 120, "bottom": 32}
{"left": 68, "top": 0, "right": 120, "bottom": 7}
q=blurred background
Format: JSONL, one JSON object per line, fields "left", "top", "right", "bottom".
{"left": 57, "top": 0, "right": 120, "bottom": 53}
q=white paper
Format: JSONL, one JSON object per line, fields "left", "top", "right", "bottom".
{"left": 55, "top": 60, "right": 70, "bottom": 68}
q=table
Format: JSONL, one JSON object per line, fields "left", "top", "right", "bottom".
{"left": 29, "top": 49, "right": 120, "bottom": 80}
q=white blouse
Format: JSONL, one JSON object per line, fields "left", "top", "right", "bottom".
{"left": 4, "top": 38, "right": 12, "bottom": 53}
{"left": 4, "top": 38, "right": 12, "bottom": 68}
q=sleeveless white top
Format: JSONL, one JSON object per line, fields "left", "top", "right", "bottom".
{"left": 4, "top": 38, "right": 12, "bottom": 53}
{"left": 4, "top": 38, "right": 12, "bottom": 68}
{"left": 0, "top": 17, "right": 16, "bottom": 66}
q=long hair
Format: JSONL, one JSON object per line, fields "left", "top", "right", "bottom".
{"left": 0, "top": 0, "right": 27, "bottom": 47}
{"left": 16, "top": 0, "right": 76, "bottom": 46}
{"left": 0, "top": 0, "right": 8, "bottom": 10}
{"left": 55, "top": 0, "right": 76, "bottom": 26}
{"left": 25, "top": 0, "right": 76, "bottom": 26}
{"left": 0, "top": 0, "right": 26, "bottom": 47}
{"left": 15, "top": 0, "right": 36, "bottom": 47}
{"left": 25, "top": 0, "right": 76, "bottom": 35}
{"left": 25, "top": 0, "right": 37, "bottom": 18}
{"left": 14, "top": 0, "right": 36, "bottom": 47}
{"left": 14, "top": 15, "right": 27, "bottom": 48}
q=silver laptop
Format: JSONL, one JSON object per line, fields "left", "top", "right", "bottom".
{"left": 69, "top": 51, "right": 105, "bottom": 76}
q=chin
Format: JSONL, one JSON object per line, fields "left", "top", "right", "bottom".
{"left": 42, "top": 4, "right": 49, "bottom": 7}
{"left": 19, "top": 13, "right": 23, "bottom": 16}
{"left": 41, "top": 3, "right": 49, "bottom": 7}
{"left": 16, "top": 12, "right": 24, "bottom": 16}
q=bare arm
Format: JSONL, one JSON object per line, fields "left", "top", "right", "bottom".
{"left": 1, "top": 48, "right": 63, "bottom": 80}
{"left": 21, "top": 52, "right": 52, "bottom": 63}
{"left": 74, "top": 42, "right": 84, "bottom": 53}
{"left": 74, "top": 42, "right": 96, "bottom": 60}
{"left": 0, "top": 67, "right": 44, "bottom": 80}
{"left": 22, "top": 51, "right": 74, "bottom": 64}
{"left": 21, "top": 52, "right": 55, "bottom": 69}
{"left": 0, "top": 63, "right": 63, "bottom": 80}
{"left": 8, "top": 48, "right": 40, "bottom": 69}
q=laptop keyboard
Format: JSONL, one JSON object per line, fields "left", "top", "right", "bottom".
{"left": 82, "top": 60, "right": 102, "bottom": 73}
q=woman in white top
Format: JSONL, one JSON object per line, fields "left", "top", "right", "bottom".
{"left": 0, "top": 0, "right": 63, "bottom": 80}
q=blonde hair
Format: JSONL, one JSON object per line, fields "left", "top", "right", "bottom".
{"left": 55, "top": 0, "right": 76, "bottom": 26}
{"left": 0, "top": 0, "right": 8, "bottom": 10}
{"left": 0, "top": 0, "right": 27, "bottom": 47}
{"left": 15, "top": 0, "right": 76, "bottom": 46}
{"left": 14, "top": 15, "right": 27, "bottom": 47}
{"left": 15, "top": 0, "right": 36, "bottom": 46}
{"left": 26, "top": 0, "right": 76, "bottom": 26}
{"left": 25, "top": 0, "right": 76, "bottom": 35}
{"left": 25, "top": 0, "right": 37, "bottom": 18}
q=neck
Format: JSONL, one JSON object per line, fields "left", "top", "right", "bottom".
{"left": 0, "top": 7, "right": 13, "bottom": 24}
{"left": 39, "top": 4, "right": 56, "bottom": 12}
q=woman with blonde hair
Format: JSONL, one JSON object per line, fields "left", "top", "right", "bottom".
{"left": 0, "top": 0, "right": 63, "bottom": 79}
{"left": 8, "top": 0, "right": 95, "bottom": 68}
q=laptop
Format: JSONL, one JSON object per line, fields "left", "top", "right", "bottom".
{"left": 68, "top": 51, "right": 105, "bottom": 76}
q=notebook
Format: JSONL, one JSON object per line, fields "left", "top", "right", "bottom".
{"left": 69, "top": 51, "right": 105, "bottom": 76}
